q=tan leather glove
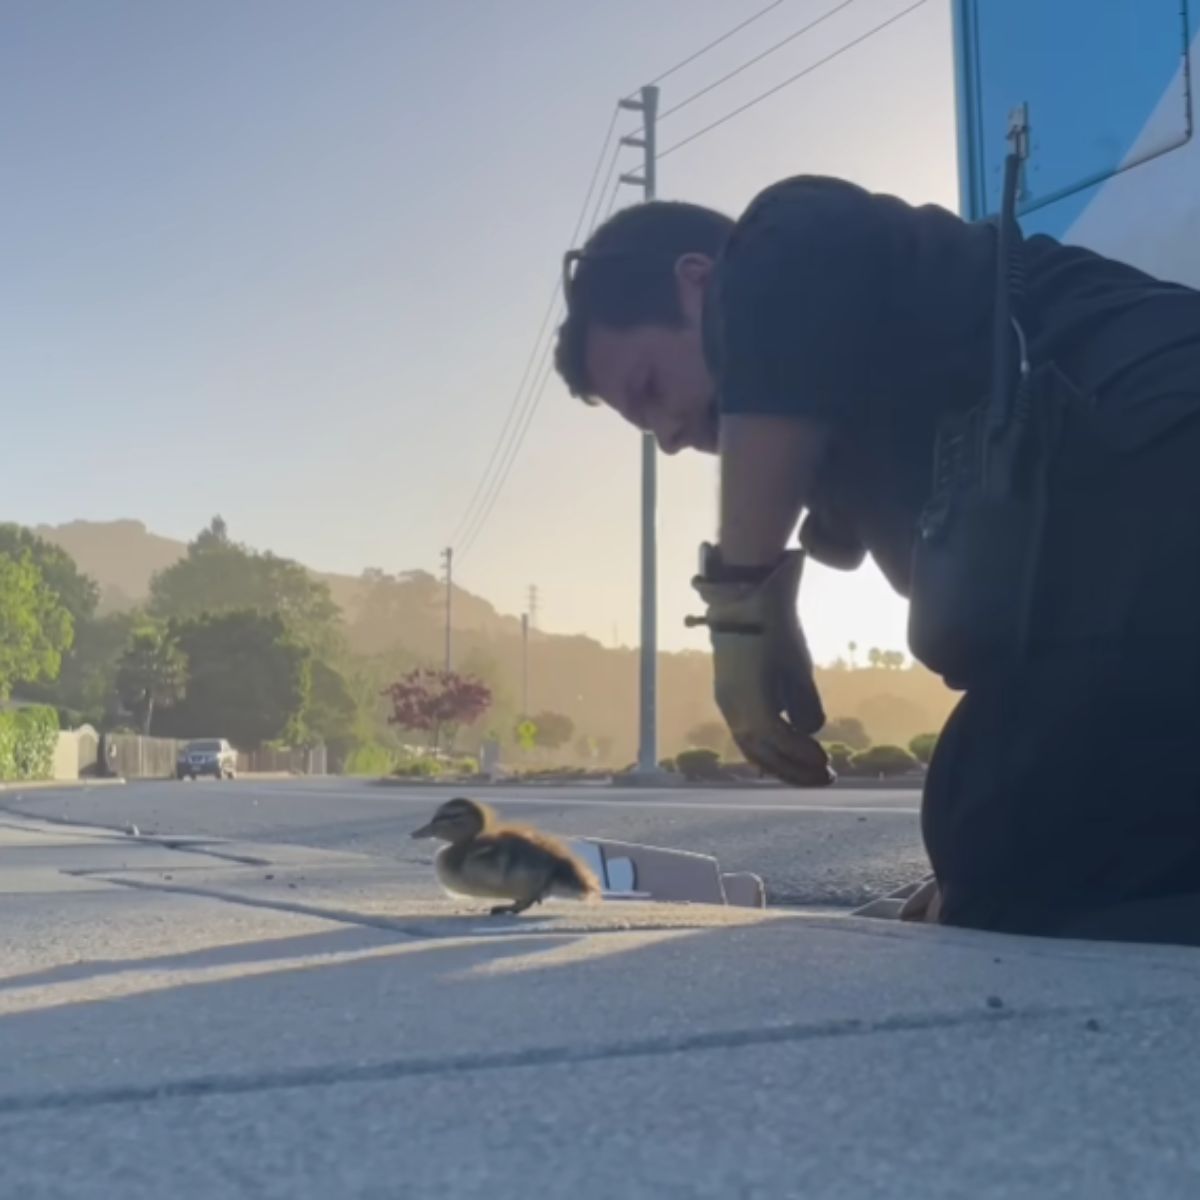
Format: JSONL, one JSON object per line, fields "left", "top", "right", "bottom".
{"left": 689, "top": 549, "right": 834, "bottom": 787}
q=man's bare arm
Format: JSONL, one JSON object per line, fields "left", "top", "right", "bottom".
{"left": 718, "top": 414, "right": 830, "bottom": 567}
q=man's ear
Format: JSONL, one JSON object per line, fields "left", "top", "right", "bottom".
{"left": 675, "top": 253, "right": 713, "bottom": 323}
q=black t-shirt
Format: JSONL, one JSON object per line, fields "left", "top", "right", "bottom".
{"left": 703, "top": 175, "right": 1200, "bottom": 594}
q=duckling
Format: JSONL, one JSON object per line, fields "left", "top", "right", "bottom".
{"left": 410, "top": 797, "right": 601, "bottom": 915}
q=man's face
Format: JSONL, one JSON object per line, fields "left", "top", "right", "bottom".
{"left": 581, "top": 254, "right": 718, "bottom": 455}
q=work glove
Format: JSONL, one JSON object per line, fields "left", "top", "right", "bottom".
{"left": 688, "top": 549, "right": 834, "bottom": 787}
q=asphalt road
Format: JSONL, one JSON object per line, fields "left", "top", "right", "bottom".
{"left": 0, "top": 777, "right": 929, "bottom": 908}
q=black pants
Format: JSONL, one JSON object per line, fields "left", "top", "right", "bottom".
{"left": 921, "top": 376, "right": 1200, "bottom": 945}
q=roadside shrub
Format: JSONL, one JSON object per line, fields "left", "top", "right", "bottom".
{"left": 821, "top": 741, "right": 855, "bottom": 775}
{"left": 676, "top": 748, "right": 723, "bottom": 781}
{"left": 908, "top": 732, "right": 938, "bottom": 765}
{"left": 517, "top": 765, "right": 587, "bottom": 781}
{"left": 0, "top": 706, "right": 58, "bottom": 781}
{"left": 343, "top": 743, "right": 396, "bottom": 777}
{"left": 849, "top": 744, "right": 919, "bottom": 778}
{"left": 658, "top": 757, "right": 677, "bottom": 773}
{"left": 392, "top": 754, "right": 442, "bottom": 779}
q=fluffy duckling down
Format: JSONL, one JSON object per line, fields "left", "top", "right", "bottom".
{"left": 411, "top": 797, "right": 601, "bottom": 916}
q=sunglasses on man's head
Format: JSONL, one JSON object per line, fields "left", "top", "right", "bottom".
{"left": 561, "top": 249, "right": 586, "bottom": 298}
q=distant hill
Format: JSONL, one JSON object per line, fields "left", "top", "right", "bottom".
{"left": 31, "top": 518, "right": 957, "bottom": 759}
{"left": 33, "top": 519, "right": 523, "bottom": 636}
{"left": 34, "top": 519, "right": 184, "bottom": 613}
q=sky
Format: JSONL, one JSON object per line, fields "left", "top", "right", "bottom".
{"left": 3, "top": 0, "right": 958, "bottom": 664}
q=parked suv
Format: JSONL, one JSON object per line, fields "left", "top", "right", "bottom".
{"left": 177, "top": 739, "right": 237, "bottom": 781}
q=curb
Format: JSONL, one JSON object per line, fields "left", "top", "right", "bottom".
{"left": 371, "top": 775, "right": 924, "bottom": 792}
{"left": 0, "top": 777, "right": 127, "bottom": 792}
{"left": 145, "top": 771, "right": 304, "bottom": 783}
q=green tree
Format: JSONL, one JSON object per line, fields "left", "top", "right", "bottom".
{"left": 0, "top": 527, "right": 106, "bottom": 717}
{"left": 819, "top": 716, "right": 870, "bottom": 751}
{"left": 116, "top": 626, "right": 188, "bottom": 735}
{"left": 0, "top": 552, "right": 74, "bottom": 700}
{"left": 908, "top": 732, "right": 938, "bottom": 765}
{"left": 30, "top": 611, "right": 135, "bottom": 726}
{"left": 164, "top": 610, "right": 311, "bottom": 749}
{"left": 531, "top": 710, "right": 574, "bottom": 751}
{"left": 148, "top": 517, "right": 340, "bottom": 653}
{"left": 303, "top": 659, "right": 361, "bottom": 769}
{"left": 0, "top": 525, "right": 99, "bottom": 626}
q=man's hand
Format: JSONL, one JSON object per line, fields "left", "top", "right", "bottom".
{"left": 690, "top": 549, "right": 833, "bottom": 787}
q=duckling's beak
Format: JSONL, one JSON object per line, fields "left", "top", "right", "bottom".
{"left": 411, "top": 821, "right": 437, "bottom": 840}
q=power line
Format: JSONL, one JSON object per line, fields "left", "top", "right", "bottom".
{"left": 456, "top": 348, "right": 558, "bottom": 560}
{"left": 449, "top": 287, "right": 558, "bottom": 549}
{"left": 448, "top": 104, "right": 621, "bottom": 548}
{"left": 657, "top": 0, "right": 862, "bottom": 123}
{"left": 567, "top": 104, "right": 623, "bottom": 245}
{"left": 455, "top": 102, "right": 652, "bottom": 561}
{"left": 458, "top": 349, "right": 557, "bottom": 556}
{"left": 600, "top": 163, "right": 626, "bottom": 220}
{"left": 657, "top": 0, "right": 928, "bottom": 162}
{"left": 634, "top": 0, "right": 788, "bottom": 93}
{"left": 451, "top": 104, "right": 648, "bottom": 561}
{"left": 583, "top": 135, "right": 627, "bottom": 240}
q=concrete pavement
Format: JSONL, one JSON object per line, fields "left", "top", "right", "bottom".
{"left": 4, "top": 805, "right": 1200, "bottom": 1198}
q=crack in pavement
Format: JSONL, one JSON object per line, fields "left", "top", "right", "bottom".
{"left": 0, "top": 995, "right": 1183, "bottom": 1118}
{"left": 0, "top": 801, "right": 137, "bottom": 836}
{"left": 0, "top": 804, "right": 275, "bottom": 868}
{"left": 116, "top": 842, "right": 271, "bottom": 867}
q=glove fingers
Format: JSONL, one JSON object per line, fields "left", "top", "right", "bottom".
{"left": 727, "top": 728, "right": 785, "bottom": 782}
{"left": 778, "top": 672, "right": 825, "bottom": 738}
{"left": 741, "top": 722, "right": 833, "bottom": 788}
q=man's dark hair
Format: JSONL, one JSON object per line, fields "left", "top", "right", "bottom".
{"left": 555, "top": 200, "right": 735, "bottom": 401}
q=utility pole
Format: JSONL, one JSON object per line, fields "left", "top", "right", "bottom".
{"left": 521, "top": 612, "right": 529, "bottom": 717}
{"left": 440, "top": 547, "right": 453, "bottom": 673}
{"left": 527, "top": 584, "right": 539, "bottom": 631}
{"left": 617, "top": 83, "right": 665, "bottom": 781}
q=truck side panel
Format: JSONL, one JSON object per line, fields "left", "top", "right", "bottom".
{"left": 953, "top": 0, "right": 1199, "bottom": 288}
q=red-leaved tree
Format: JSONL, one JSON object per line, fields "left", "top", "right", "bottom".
{"left": 383, "top": 668, "right": 492, "bottom": 753}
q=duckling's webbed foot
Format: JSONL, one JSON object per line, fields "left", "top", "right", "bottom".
{"left": 489, "top": 879, "right": 552, "bottom": 917}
